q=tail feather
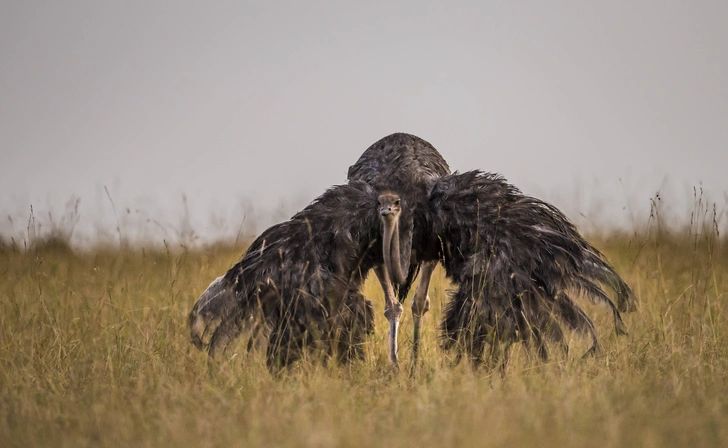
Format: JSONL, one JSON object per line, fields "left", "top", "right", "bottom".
{"left": 524, "top": 302, "right": 570, "bottom": 357}
{"left": 570, "top": 276, "right": 628, "bottom": 336}
{"left": 578, "top": 251, "right": 636, "bottom": 313}
{"left": 552, "top": 292, "right": 599, "bottom": 353}
{"left": 188, "top": 276, "right": 244, "bottom": 354}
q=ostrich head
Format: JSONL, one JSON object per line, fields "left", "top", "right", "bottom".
{"left": 378, "top": 192, "right": 409, "bottom": 285}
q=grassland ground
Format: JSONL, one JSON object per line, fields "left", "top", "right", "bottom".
{"left": 1, "top": 216, "right": 727, "bottom": 447}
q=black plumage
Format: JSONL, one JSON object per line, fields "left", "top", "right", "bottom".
{"left": 348, "top": 133, "right": 450, "bottom": 188}
{"left": 190, "top": 181, "right": 383, "bottom": 369}
{"left": 420, "top": 171, "right": 635, "bottom": 365}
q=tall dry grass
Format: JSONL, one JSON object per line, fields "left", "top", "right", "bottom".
{"left": 0, "top": 194, "right": 727, "bottom": 447}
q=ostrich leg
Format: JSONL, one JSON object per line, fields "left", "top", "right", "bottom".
{"left": 411, "top": 260, "right": 436, "bottom": 363}
{"left": 375, "top": 266, "right": 403, "bottom": 366}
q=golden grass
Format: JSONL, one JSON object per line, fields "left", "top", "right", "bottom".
{"left": 1, "top": 219, "right": 727, "bottom": 447}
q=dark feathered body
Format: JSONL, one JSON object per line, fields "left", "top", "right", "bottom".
{"left": 190, "top": 181, "right": 385, "bottom": 369}
{"left": 422, "top": 171, "right": 635, "bottom": 364}
{"left": 348, "top": 132, "right": 451, "bottom": 298}
{"left": 347, "top": 133, "right": 450, "bottom": 188}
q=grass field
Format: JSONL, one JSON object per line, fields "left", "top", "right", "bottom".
{"left": 1, "top": 204, "right": 727, "bottom": 447}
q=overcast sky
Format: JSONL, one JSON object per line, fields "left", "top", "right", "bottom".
{"left": 2, "top": 1, "right": 727, "bottom": 244}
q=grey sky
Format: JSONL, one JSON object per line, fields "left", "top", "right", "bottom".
{"left": 2, "top": 1, "right": 727, "bottom": 243}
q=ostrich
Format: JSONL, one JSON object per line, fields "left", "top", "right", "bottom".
{"left": 189, "top": 180, "right": 410, "bottom": 369}
{"left": 402, "top": 170, "right": 636, "bottom": 366}
{"left": 189, "top": 135, "right": 635, "bottom": 370}
{"left": 190, "top": 132, "right": 450, "bottom": 366}
{"left": 347, "top": 132, "right": 450, "bottom": 364}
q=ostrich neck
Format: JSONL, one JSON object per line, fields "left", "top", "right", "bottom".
{"left": 383, "top": 216, "right": 407, "bottom": 285}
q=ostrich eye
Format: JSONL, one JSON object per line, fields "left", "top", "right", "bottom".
{"left": 394, "top": 200, "right": 400, "bottom": 206}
